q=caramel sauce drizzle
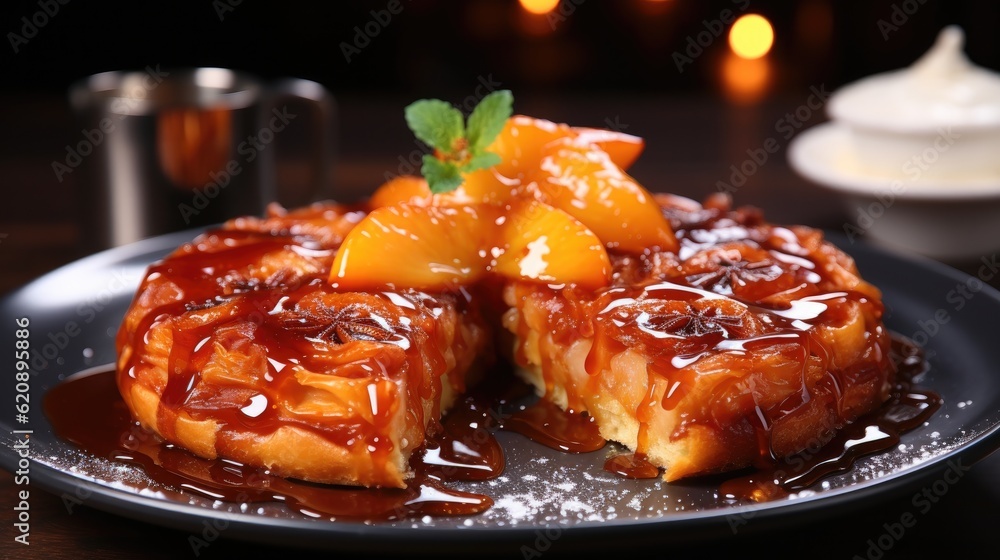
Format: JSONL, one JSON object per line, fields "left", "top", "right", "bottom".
{"left": 43, "top": 201, "right": 940, "bottom": 521}
{"left": 504, "top": 205, "right": 936, "bottom": 491}
{"left": 116, "top": 225, "right": 480, "bottom": 487}
{"left": 45, "top": 365, "right": 503, "bottom": 520}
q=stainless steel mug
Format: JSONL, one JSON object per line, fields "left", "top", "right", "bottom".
{"left": 67, "top": 66, "right": 335, "bottom": 252}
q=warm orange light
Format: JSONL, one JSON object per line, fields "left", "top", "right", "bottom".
{"left": 519, "top": 0, "right": 560, "bottom": 15}
{"left": 720, "top": 53, "right": 771, "bottom": 104}
{"left": 728, "top": 14, "right": 774, "bottom": 60}
{"left": 636, "top": 0, "right": 672, "bottom": 16}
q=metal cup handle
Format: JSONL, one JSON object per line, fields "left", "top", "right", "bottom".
{"left": 261, "top": 78, "right": 336, "bottom": 208}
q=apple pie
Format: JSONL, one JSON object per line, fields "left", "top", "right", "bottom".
{"left": 116, "top": 110, "right": 894, "bottom": 489}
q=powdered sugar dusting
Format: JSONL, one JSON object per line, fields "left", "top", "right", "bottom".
{"left": 9, "top": 387, "right": 997, "bottom": 532}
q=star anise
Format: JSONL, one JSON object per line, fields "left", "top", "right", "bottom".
{"left": 640, "top": 301, "right": 758, "bottom": 339}
{"left": 598, "top": 297, "right": 763, "bottom": 356}
{"left": 183, "top": 269, "right": 299, "bottom": 312}
{"left": 184, "top": 299, "right": 221, "bottom": 312}
{"left": 218, "top": 268, "right": 295, "bottom": 296}
{"left": 684, "top": 251, "right": 782, "bottom": 297}
{"left": 278, "top": 303, "right": 396, "bottom": 344}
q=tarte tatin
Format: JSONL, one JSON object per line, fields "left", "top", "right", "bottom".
{"left": 116, "top": 100, "right": 893, "bottom": 489}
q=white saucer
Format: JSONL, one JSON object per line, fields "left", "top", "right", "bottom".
{"left": 787, "top": 122, "right": 1000, "bottom": 201}
{"left": 788, "top": 122, "right": 1000, "bottom": 263}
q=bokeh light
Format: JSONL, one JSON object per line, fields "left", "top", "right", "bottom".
{"left": 519, "top": 0, "right": 560, "bottom": 16}
{"left": 720, "top": 54, "right": 771, "bottom": 104}
{"left": 728, "top": 14, "right": 774, "bottom": 60}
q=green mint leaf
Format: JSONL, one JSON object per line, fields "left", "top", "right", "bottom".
{"left": 405, "top": 99, "right": 465, "bottom": 152}
{"left": 466, "top": 90, "right": 513, "bottom": 152}
{"left": 404, "top": 91, "right": 514, "bottom": 193}
{"left": 464, "top": 151, "right": 502, "bottom": 173}
{"left": 421, "top": 155, "right": 464, "bottom": 193}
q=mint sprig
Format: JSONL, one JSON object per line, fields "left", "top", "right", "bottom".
{"left": 404, "top": 90, "right": 513, "bottom": 193}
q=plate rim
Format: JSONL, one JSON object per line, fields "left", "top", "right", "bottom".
{"left": 788, "top": 121, "right": 1000, "bottom": 200}
{"left": 3, "top": 228, "right": 1000, "bottom": 552}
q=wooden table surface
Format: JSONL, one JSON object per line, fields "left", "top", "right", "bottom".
{"left": 1, "top": 91, "right": 998, "bottom": 559}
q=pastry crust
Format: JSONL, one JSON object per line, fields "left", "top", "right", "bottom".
{"left": 116, "top": 194, "right": 894, "bottom": 487}
{"left": 116, "top": 203, "right": 490, "bottom": 488}
{"left": 502, "top": 194, "right": 893, "bottom": 480}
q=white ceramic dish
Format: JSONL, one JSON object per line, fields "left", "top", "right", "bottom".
{"left": 787, "top": 121, "right": 1000, "bottom": 263}
{"left": 826, "top": 26, "right": 1000, "bottom": 181}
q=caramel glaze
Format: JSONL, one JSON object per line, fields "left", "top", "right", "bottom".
{"left": 502, "top": 332, "right": 936, "bottom": 489}
{"left": 45, "top": 334, "right": 933, "bottom": 518}
{"left": 719, "top": 335, "right": 939, "bottom": 502}
{"left": 503, "top": 400, "right": 606, "bottom": 453}
{"left": 43, "top": 196, "right": 939, "bottom": 520}
{"left": 115, "top": 202, "right": 492, "bottom": 488}
{"left": 604, "top": 453, "right": 661, "bottom": 479}
{"left": 45, "top": 366, "right": 502, "bottom": 520}
{"left": 507, "top": 196, "right": 911, "bottom": 481}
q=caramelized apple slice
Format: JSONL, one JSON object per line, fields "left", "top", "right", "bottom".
{"left": 369, "top": 118, "right": 647, "bottom": 212}
{"left": 458, "top": 168, "right": 520, "bottom": 204}
{"left": 368, "top": 175, "right": 483, "bottom": 209}
{"left": 367, "top": 117, "right": 562, "bottom": 209}
{"left": 369, "top": 173, "right": 511, "bottom": 208}
{"left": 573, "top": 127, "right": 645, "bottom": 170}
{"left": 489, "top": 116, "right": 567, "bottom": 178}
{"left": 489, "top": 116, "right": 646, "bottom": 177}
{"left": 368, "top": 175, "right": 433, "bottom": 209}
{"left": 528, "top": 139, "right": 678, "bottom": 254}
{"left": 494, "top": 200, "right": 611, "bottom": 290}
{"left": 330, "top": 203, "right": 499, "bottom": 291}
{"left": 332, "top": 200, "right": 610, "bottom": 291}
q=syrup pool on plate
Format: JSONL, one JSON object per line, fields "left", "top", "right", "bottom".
{"left": 45, "top": 332, "right": 936, "bottom": 517}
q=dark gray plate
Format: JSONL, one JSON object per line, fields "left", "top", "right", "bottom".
{"left": 2, "top": 229, "right": 1000, "bottom": 554}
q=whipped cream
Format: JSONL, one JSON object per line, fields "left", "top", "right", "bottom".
{"left": 828, "top": 26, "right": 1000, "bottom": 132}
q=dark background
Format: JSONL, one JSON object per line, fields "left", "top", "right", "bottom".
{"left": 3, "top": 2, "right": 1000, "bottom": 559}
{"left": 3, "top": 0, "right": 999, "bottom": 204}
{"left": 2, "top": 0, "right": 998, "bottom": 312}
{"left": 2, "top": 0, "right": 999, "bottom": 97}
{"left": 0, "top": 2, "right": 997, "bottom": 287}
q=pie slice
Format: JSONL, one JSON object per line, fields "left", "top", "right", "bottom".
{"left": 116, "top": 202, "right": 491, "bottom": 488}
{"left": 502, "top": 194, "right": 893, "bottom": 480}
{"left": 115, "top": 101, "right": 896, "bottom": 491}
